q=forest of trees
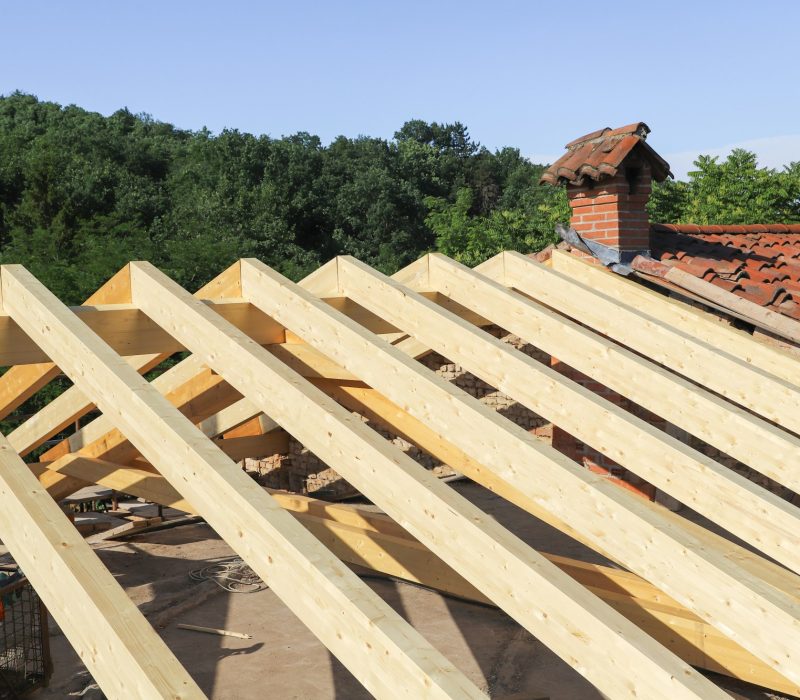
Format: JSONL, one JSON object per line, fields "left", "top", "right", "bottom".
{"left": 1, "top": 91, "right": 799, "bottom": 306}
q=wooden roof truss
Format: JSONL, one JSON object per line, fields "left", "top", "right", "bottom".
{"left": 0, "top": 249, "right": 798, "bottom": 698}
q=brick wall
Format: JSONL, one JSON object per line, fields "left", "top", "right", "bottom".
{"left": 567, "top": 162, "right": 652, "bottom": 252}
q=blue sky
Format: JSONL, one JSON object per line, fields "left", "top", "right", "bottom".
{"left": 3, "top": 1, "right": 799, "bottom": 178}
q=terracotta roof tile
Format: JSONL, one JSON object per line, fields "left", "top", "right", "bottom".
{"left": 540, "top": 123, "right": 672, "bottom": 186}
{"left": 650, "top": 224, "right": 800, "bottom": 322}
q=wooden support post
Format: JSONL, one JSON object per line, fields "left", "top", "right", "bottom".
{"left": 266, "top": 254, "right": 800, "bottom": 687}
{"left": 1, "top": 263, "right": 485, "bottom": 700}
{"left": 0, "top": 435, "right": 204, "bottom": 699}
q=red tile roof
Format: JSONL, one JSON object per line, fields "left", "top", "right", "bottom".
{"left": 540, "top": 122, "right": 672, "bottom": 186}
{"left": 650, "top": 223, "right": 800, "bottom": 320}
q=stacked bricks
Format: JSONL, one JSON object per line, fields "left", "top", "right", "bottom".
{"left": 567, "top": 162, "right": 652, "bottom": 252}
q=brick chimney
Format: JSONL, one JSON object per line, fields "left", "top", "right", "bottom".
{"left": 540, "top": 122, "right": 672, "bottom": 261}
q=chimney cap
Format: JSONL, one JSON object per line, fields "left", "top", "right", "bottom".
{"left": 540, "top": 122, "right": 672, "bottom": 187}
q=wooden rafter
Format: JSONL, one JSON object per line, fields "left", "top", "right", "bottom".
{"left": 0, "top": 435, "right": 203, "bottom": 699}
{"left": 548, "top": 249, "right": 800, "bottom": 385}
{"left": 392, "top": 253, "right": 800, "bottom": 554}
{"left": 181, "top": 341, "right": 799, "bottom": 606}
{"left": 5, "top": 263, "right": 246, "bottom": 458}
{"left": 1, "top": 247, "right": 799, "bottom": 698}
{"left": 403, "top": 253, "right": 800, "bottom": 492}
{"left": 492, "top": 251, "right": 800, "bottom": 432}
{"left": 30, "top": 454, "right": 800, "bottom": 696}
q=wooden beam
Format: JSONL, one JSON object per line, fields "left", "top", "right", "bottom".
{"left": 422, "top": 253, "right": 800, "bottom": 497}
{"left": 287, "top": 358, "right": 800, "bottom": 606}
{"left": 38, "top": 355, "right": 210, "bottom": 462}
{"left": 40, "top": 365, "right": 239, "bottom": 465}
{"left": 215, "top": 431, "right": 289, "bottom": 462}
{"left": 33, "top": 456, "right": 194, "bottom": 512}
{"left": 228, "top": 260, "right": 730, "bottom": 698}
{"left": 495, "top": 251, "right": 800, "bottom": 433}
{"left": 0, "top": 435, "right": 204, "bottom": 699}
{"left": 282, "top": 260, "right": 800, "bottom": 602}
{"left": 0, "top": 301, "right": 284, "bottom": 365}
{"left": 284, "top": 254, "right": 800, "bottom": 686}
{"left": 191, "top": 347, "right": 796, "bottom": 609}
{"left": 1, "top": 264, "right": 484, "bottom": 700}
{"left": 548, "top": 249, "right": 800, "bottom": 385}
{"left": 31, "top": 455, "right": 800, "bottom": 696}
{"left": 662, "top": 263, "right": 800, "bottom": 344}
{"left": 0, "top": 295, "right": 426, "bottom": 367}
{"left": 196, "top": 397, "right": 278, "bottom": 438}
{"left": 292, "top": 499, "right": 800, "bottom": 698}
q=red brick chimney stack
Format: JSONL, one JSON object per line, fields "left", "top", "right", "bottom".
{"left": 540, "top": 123, "right": 672, "bottom": 259}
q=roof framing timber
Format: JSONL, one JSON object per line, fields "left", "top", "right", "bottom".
{"left": 0, "top": 434, "right": 204, "bottom": 698}
{"left": 336, "top": 256, "right": 800, "bottom": 574}
{"left": 29, "top": 454, "right": 800, "bottom": 696}
{"left": 490, "top": 252, "right": 800, "bottom": 432}
{"left": 548, "top": 249, "right": 800, "bottom": 386}
{"left": 0, "top": 247, "right": 798, "bottom": 698}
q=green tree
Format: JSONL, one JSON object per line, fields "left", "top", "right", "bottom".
{"left": 648, "top": 149, "right": 800, "bottom": 225}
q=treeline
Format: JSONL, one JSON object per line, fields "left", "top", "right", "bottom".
{"left": 0, "top": 93, "right": 566, "bottom": 302}
{"left": 1, "top": 93, "right": 799, "bottom": 308}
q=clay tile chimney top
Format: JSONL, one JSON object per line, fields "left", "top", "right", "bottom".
{"left": 540, "top": 123, "right": 673, "bottom": 257}
{"left": 540, "top": 122, "right": 672, "bottom": 187}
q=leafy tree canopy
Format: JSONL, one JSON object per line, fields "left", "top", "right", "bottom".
{"left": 0, "top": 93, "right": 567, "bottom": 303}
{"left": 648, "top": 149, "right": 800, "bottom": 225}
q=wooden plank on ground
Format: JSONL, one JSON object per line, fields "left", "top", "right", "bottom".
{"left": 1, "top": 263, "right": 485, "bottom": 700}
